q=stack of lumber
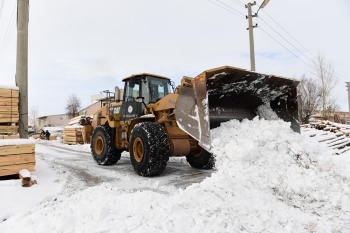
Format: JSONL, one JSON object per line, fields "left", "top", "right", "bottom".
{"left": 63, "top": 126, "right": 83, "bottom": 145}
{"left": 0, "top": 139, "right": 36, "bottom": 177}
{"left": 82, "top": 125, "right": 92, "bottom": 143}
{"left": 0, "top": 135, "right": 20, "bottom": 139}
{"left": 0, "top": 86, "right": 19, "bottom": 135}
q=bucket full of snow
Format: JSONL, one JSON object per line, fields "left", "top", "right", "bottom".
{"left": 175, "top": 66, "right": 300, "bottom": 150}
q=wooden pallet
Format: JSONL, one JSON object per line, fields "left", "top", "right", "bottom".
{"left": 0, "top": 143, "right": 35, "bottom": 176}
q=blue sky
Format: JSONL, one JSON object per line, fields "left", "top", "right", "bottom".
{"left": 0, "top": 0, "right": 349, "bottom": 116}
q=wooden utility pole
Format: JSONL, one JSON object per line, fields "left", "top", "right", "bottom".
{"left": 245, "top": 2, "right": 257, "bottom": 71}
{"left": 16, "top": 0, "right": 29, "bottom": 138}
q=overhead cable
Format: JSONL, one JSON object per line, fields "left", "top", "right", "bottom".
{"left": 0, "top": 2, "right": 16, "bottom": 67}
{"left": 207, "top": 0, "right": 245, "bottom": 19}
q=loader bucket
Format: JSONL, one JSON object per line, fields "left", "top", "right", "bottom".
{"left": 175, "top": 66, "right": 300, "bottom": 151}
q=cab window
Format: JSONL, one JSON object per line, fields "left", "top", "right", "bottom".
{"left": 124, "top": 79, "right": 140, "bottom": 102}
{"left": 148, "top": 77, "right": 171, "bottom": 103}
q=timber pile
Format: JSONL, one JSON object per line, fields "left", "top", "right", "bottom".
{"left": 63, "top": 126, "right": 84, "bottom": 145}
{"left": 62, "top": 115, "right": 92, "bottom": 144}
{"left": 302, "top": 120, "right": 350, "bottom": 154}
{"left": 0, "top": 135, "right": 20, "bottom": 139}
{"left": 0, "top": 139, "right": 36, "bottom": 177}
{"left": 0, "top": 87, "right": 19, "bottom": 135}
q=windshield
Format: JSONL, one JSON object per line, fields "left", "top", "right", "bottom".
{"left": 146, "top": 76, "right": 172, "bottom": 103}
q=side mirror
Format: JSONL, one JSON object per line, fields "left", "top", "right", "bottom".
{"left": 115, "top": 86, "right": 121, "bottom": 102}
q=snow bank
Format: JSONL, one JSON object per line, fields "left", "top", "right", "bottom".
{"left": 0, "top": 138, "right": 36, "bottom": 146}
{"left": 1, "top": 118, "right": 349, "bottom": 232}
{"left": 0, "top": 85, "right": 19, "bottom": 90}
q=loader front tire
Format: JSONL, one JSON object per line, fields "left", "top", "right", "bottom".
{"left": 91, "top": 125, "right": 121, "bottom": 165}
{"left": 186, "top": 147, "right": 215, "bottom": 169}
{"left": 130, "top": 122, "right": 169, "bottom": 176}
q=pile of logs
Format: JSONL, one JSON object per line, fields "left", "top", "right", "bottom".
{"left": 301, "top": 121, "right": 350, "bottom": 154}
{"left": 0, "top": 140, "right": 36, "bottom": 176}
{"left": 0, "top": 87, "right": 19, "bottom": 137}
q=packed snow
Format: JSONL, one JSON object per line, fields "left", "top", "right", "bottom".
{"left": 1, "top": 118, "right": 350, "bottom": 232}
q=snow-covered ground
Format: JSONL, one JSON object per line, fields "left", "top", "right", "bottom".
{"left": 1, "top": 118, "right": 350, "bottom": 232}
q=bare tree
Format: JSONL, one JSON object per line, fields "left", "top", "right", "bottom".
{"left": 323, "top": 98, "right": 340, "bottom": 120}
{"left": 29, "top": 106, "right": 39, "bottom": 132}
{"left": 66, "top": 94, "right": 81, "bottom": 118}
{"left": 312, "top": 52, "right": 338, "bottom": 119}
{"left": 297, "top": 75, "right": 322, "bottom": 124}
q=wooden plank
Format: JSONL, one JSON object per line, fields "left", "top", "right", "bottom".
{"left": 330, "top": 140, "right": 350, "bottom": 149}
{"left": 0, "top": 135, "right": 20, "bottom": 139}
{"left": 0, "top": 113, "right": 19, "bottom": 118}
{"left": 64, "top": 128, "right": 82, "bottom": 132}
{"left": 327, "top": 138, "right": 349, "bottom": 147}
{"left": 0, "top": 125, "right": 18, "bottom": 134}
{"left": 0, "top": 163, "right": 35, "bottom": 177}
{"left": 326, "top": 136, "right": 346, "bottom": 144}
{"left": 318, "top": 136, "right": 337, "bottom": 142}
{"left": 0, "top": 89, "right": 19, "bottom": 98}
{"left": 0, "top": 106, "right": 18, "bottom": 111}
{"left": 0, "top": 153, "right": 35, "bottom": 166}
{"left": 63, "top": 136, "right": 79, "bottom": 141}
{"left": 0, "top": 144, "right": 35, "bottom": 156}
{"left": 63, "top": 132, "right": 82, "bottom": 137}
{"left": 0, "top": 99, "right": 19, "bottom": 105}
{"left": 0, "top": 117, "right": 19, "bottom": 123}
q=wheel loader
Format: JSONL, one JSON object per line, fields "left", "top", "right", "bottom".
{"left": 90, "top": 66, "right": 300, "bottom": 176}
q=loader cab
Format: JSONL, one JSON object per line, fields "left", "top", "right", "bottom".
{"left": 120, "top": 73, "right": 171, "bottom": 120}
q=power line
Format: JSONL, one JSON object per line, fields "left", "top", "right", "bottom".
{"left": 234, "top": 0, "right": 246, "bottom": 6}
{"left": 215, "top": 0, "right": 245, "bottom": 16}
{"left": 0, "top": 2, "right": 16, "bottom": 67}
{"left": 230, "top": 0, "right": 245, "bottom": 7}
{"left": 260, "top": 10, "right": 314, "bottom": 58}
{"left": 0, "top": 0, "right": 5, "bottom": 20}
{"left": 258, "top": 16, "right": 314, "bottom": 65}
{"left": 259, "top": 10, "right": 348, "bottom": 82}
{"left": 207, "top": 0, "right": 245, "bottom": 19}
{"left": 259, "top": 26, "right": 315, "bottom": 71}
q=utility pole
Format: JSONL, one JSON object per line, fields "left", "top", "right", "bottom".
{"left": 346, "top": 82, "right": 350, "bottom": 123}
{"left": 16, "top": 0, "right": 29, "bottom": 138}
{"left": 245, "top": 1, "right": 257, "bottom": 71}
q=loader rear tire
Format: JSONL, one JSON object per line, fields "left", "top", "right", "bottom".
{"left": 130, "top": 122, "right": 169, "bottom": 176}
{"left": 91, "top": 125, "right": 121, "bottom": 165}
{"left": 186, "top": 147, "right": 215, "bottom": 169}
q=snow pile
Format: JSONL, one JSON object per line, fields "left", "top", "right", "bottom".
{"left": 257, "top": 103, "right": 279, "bottom": 120}
{"left": 0, "top": 138, "right": 36, "bottom": 146}
{"left": 1, "top": 118, "right": 350, "bottom": 232}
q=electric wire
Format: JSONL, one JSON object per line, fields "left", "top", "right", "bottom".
{"left": 215, "top": 0, "right": 245, "bottom": 17}
{"left": 259, "top": 26, "right": 315, "bottom": 71}
{"left": 261, "top": 10, "right": 314, "bottom": 58}
{"left": 259, "top": 10, "right": 347, "bottom": 82}
{"left": 0, "top": 0, "right": 5, "bottom": 20}
{"left": 207, "top": 0, "right": 245, "bottom": 19}
{"left": 235, "top": 0, "right": 246, "bottom": 6}
{"left": 0, "top": 2, "right": 16, "bottom": 67}
{"left": 230, "top": 0, "right": 245, "bottom": 7}
{"left": 258, "top": 16, "right": 315, "bottom": 65}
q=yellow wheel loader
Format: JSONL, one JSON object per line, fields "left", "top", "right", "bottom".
{"left": 90, "top": 66, "right": 300, "bottom": 176}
